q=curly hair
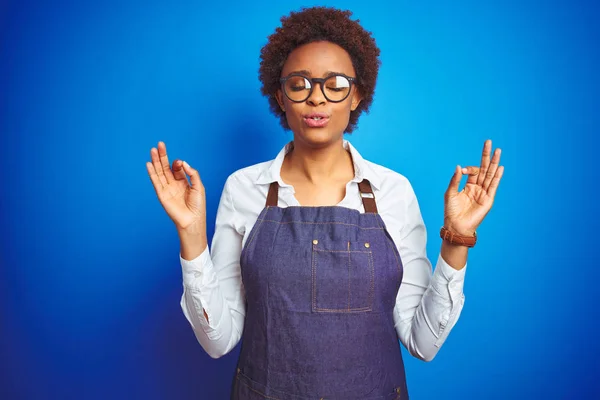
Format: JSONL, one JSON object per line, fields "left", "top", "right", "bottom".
{"left": 259, "top": 6, "right": 381, "bottom": 134}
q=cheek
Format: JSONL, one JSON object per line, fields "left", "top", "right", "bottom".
{"left": 283, "top": 104, "right": 303, "bottom": 130}
{"left": 335, "top": 103, "right": 354, "bottom": 122}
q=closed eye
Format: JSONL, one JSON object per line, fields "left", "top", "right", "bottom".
{"left": 290, "top": 85, "right": 308, "bottom": 92}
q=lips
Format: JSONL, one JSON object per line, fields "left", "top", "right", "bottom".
{"left": 303, "top": 113, "right": 330, "bottom": 128}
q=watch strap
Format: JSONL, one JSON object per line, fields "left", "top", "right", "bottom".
{"left": 440, "top": 226, "right": 477, "bottom": 247}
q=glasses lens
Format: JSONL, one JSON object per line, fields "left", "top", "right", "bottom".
{"left": 284, "top": 76, "right": 312, "bottom": 102}
{"left": 324, "top": 75, "right": 351, "bottom": 102}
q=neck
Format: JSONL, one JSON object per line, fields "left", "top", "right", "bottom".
{"left": 284, "top": 137, "right": 354, "bottom": 184}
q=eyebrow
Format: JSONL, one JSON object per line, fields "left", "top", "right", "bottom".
{"left": 284, "top": 70, "right": 349, "bottom": 78}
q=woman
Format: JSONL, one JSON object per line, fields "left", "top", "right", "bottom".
{"left": 147, "top": 6, "right": 503, "bottom": 399}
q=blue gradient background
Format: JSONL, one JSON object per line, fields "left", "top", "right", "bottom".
{"left": 1, "top": 0, "right": 598, "bottom": 399}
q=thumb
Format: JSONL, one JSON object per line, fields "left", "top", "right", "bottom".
{"left": 446, "top": 165, "right": 463, "bottom": 196}
{"left": 182, "top": 161, "right": 203, "bottom": 190}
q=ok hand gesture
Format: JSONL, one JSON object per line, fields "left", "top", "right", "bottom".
{"left": 444, "top": 140, "right": 504, "bottom": 236}
{"left": 146, "top": 141, "right": 206, "bottom": 233}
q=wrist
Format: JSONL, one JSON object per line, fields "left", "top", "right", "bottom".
{"left": 443, "top": 220, "right": 475, "bottom": 237}
{"left": 178, "top": 228, "right": 208, "bottom": 261}
{"left": 179, "top": 239, "right": 207, "bottom": 261}
{"left": 440, "top": 241, "right": 468, "bottom": 270}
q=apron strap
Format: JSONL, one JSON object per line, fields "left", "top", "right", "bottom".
{"left": 266, "top": 180, "right": 378, "bottom": 213}
{"left": 358, "top": 179, "right": 378, "bottom": 214}
{"left": 266, "top": 182, "right": 279, "bottom": 207}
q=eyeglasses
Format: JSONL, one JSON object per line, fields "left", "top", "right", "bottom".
{"left": 279, "top": 73, "right": 356, "bottom": 103}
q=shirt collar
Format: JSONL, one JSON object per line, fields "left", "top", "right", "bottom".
{"left": 255, "top": 139, "right": 381, "bottom": 190}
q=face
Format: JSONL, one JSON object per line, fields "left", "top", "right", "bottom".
{"left": 276, "top": 41, "right": 362, "bottom": 148}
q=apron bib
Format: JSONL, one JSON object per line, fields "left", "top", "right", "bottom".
{"left": 231, "top": 180, "right": 408, "bottom": 399}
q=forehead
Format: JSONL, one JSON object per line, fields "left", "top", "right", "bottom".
{"left": 281, "top": 41, "right": 355, "bottom": 77}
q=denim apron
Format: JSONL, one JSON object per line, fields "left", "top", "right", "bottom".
{"left": 231, "top": 180, "right": 408, "bottom": 399}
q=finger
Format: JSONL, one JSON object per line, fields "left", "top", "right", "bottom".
{"left": 486, "top": 165, "right": 504, "bottom": 199}
{"left": 182, "top": 161, "right": 203, "bottom": 191}
{"left": 461, "top": 166, "right": 480, "bottom": 185}
{"left": 172, "top": 159, "right": 188, "bottom": 182}
{"left": 483, "top": 148, "right": 501, "bottom": 191}
{"left": 477, "top": 140, "right": 492, "bottom": 186}
{"left": 150, "top": 147, "right": 168, "bottom": 187}
{"left": 446, "top": 165, "right": 463, "bottom": 195}
{"left": 146, "top": 161, "right": 164, "bottom": 193}
{"left": 158, "top": 141, "right": 175, "bottom": 184}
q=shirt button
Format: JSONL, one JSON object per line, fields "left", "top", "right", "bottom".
{"left": 364, "top": 242, "right": 370, "bottom": 248}
{"left": 313, "top": 239, "right": 319, "bottom": 245}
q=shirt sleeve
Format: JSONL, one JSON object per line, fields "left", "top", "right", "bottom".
{"left": 179, "top": 175, "right": 246, "bottom": 359}
{"left": 392, "top": 180, "right": 466, "bottom": 362}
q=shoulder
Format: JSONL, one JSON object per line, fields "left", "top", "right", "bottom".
{"left": 347, "top": 140, "right": 413, "bottom": 196}
{"left": 219, "top": 159, "right": 273, "bottom": 216}
{"left": 361, "top": 158, "right": 420, "bottom": 226}
{"left": 362, "top": 159, "right": 424, "bottom": 232}
{"left": 363, "top": 159, "right": 415, "bottom": 198}
{"left": 225, "top": 160, "right": 272, "bottom": 188}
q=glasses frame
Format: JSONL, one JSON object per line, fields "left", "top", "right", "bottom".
{"left": 279, "top": 73, "right": 357, "bottom": 103}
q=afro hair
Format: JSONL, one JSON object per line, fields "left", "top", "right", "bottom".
{"left": 259, "top": 6, "right": 381, "bottom": 133}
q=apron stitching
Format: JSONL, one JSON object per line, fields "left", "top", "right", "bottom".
{"left": 377, "top": 215, "right": 403, "bottom": 280}
{"left": 347, "top": 242, "right": 351, "bottom": 310}
{"left": 314, "top": 249, "right": 371, "bottom": 253}
{"left": 312, "top": 243, "right": 317, "bottom": 312}
{"left": 244, "top": 212, "right": 267, "bottom": 256}
{"left": 312, "top": 243, "right": 375, "bottom": 313}
{"left": 384, "top": 235, "right": 402, "bottom": 280}
{"left": 257, "top": 218, "right": 384, "bottom": 229}
{"left": 236, "top": 375, "right": 281, "bottom": 400}
{"left": 241, "top": 207, "right": 270, "bottom": 267}
{"left": 313, "top": 307, "right": 371, "bottom": 312}
{"left": 368, "top": 249, "right": 375, "bottom": 307}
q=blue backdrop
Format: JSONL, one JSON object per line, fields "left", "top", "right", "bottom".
{"left": 1, "top": 0, "right": 598, "bottom": 398}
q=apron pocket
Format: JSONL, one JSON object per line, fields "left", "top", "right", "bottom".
{"left": 311, "top": 239, "right": 374, "bottom": 313}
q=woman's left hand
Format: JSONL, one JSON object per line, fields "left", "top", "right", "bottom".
{"left": 443, "top": 139, "right": 504, "bottom": 236}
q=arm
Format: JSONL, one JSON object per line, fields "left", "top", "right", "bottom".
{"left": 394, "top": 139, "right": 504, "bottom": 361}
{"left": 391, "top": 181, "right": 467, "bottom": 362}
{"left": 179, "top": 176, "right": 246, "bottom": 359}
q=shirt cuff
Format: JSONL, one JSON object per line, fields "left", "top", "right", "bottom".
{"left": 432, "top": 253, "right": 466, "bottom": 302}
{"left": 180, "top": 245, "right": 213, "bottom": 289}
{"left": 432, "top": 254, "right": 467, "bottom": 347}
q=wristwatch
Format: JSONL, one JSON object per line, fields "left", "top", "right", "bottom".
{"left": 439, "top": 226, "right": 477, "bottom": 247}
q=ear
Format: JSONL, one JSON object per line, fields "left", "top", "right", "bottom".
{"left": 276, "top": 89, "right": 286, "bottom": 112}
{"left": 350, "top": 88, "right": 363, "bottom": 111}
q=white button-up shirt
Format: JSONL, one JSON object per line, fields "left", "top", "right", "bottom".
{"left": 180, "top": 139, "right": 466, "bottom": 361}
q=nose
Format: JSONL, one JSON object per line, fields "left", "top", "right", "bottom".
{"left": 306, "top": 82, "right": 327, "bottom": 106}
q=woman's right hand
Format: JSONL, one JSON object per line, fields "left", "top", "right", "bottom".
{"left": 146, "top": 141, "right": 206, "bottom": 234}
